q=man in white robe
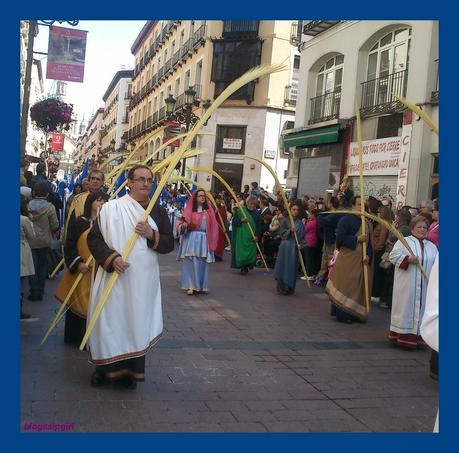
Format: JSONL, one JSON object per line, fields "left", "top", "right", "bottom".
{"left": 87, "top": 165, "right": 174, "bottom": 389}
{"left": 388, "top": 217, "right": 438, "bottom": 349}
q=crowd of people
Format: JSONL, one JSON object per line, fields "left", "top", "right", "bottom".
{"left": 20, "top": 165, "right": 439, "bottom": 389}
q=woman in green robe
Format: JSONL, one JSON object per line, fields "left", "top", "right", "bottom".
{"left": 231, "top": 196, "right": 262, "bottom": 275}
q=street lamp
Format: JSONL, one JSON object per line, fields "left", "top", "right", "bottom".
{"left": 110, "top": 138, "right": 116, "bottom": 152}
{"left": 165, "top": 94, "right": 176, "bottom": 115}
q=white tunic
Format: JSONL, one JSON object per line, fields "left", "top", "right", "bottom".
{"left": 87, "top": 195, "right": 162, "bottom": 364}
{"left": 389, "top": 236, "right": 438, "bottom": 335}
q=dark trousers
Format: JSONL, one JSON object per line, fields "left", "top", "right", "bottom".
{"left": 372, "top": 251, "right": 385, "bottom": 297}
{"left": 381, "top": 265, "right": 394, "bottom": 307}
{"left": 304, "top": 246, "right": 321, "bottom": 276}
{"left": 28, "top": 247, "right": 50, "bottom": 298}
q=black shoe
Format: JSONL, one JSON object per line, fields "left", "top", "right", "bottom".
{"left": 120, "top": 377, "right": 137, "bottom": 389}
{"left": 90, "top": 370, "right": 106, "bottom": 387}
{"left": 21, "top": 312, "right": 31, "bottom": 320}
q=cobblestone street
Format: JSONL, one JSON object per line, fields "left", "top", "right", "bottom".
{"left": 21, "top": 250, "right": 438, "bottom": 433}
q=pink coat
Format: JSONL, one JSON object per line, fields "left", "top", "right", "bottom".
{"left": 305, "top": 218, "right": 319, "bottom": 248}
{"left": 427, "top": 221, "right": 439, "bottom": 249}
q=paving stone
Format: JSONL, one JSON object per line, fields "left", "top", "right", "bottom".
{"left": 21, "top": 250, "right": 436, "bottom": 433}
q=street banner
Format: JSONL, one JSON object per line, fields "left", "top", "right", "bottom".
{"left": 163, "top": 120, "right": 181, "bottom": 148}
{"left": 51, "top": 133, "right": 65, "bottom": 152}
{"left": 395, "top": 112, "right": 413, "bottom": 210}
{"left": 46, "top": 26, "right": 88, "bottom": 83}
{"left": 347, "top": 136, "right": 401, "bottom": 177}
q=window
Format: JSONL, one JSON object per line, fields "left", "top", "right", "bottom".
{"left": 364, "top": 28, "right": 411, "bottom": 110}
{"left": 174, "top": 78, "right": 180, "bottom": 97}
{"left": 376, "top": 113, "right": 403, "bottom": 138}
{"left": 293, "top": 55, "right": 300, "bottom": 70}
{"left": 153, "top": 97, "right": 157, "bottom": 112}
{"left": 195, "top": 60, "right": 203, "bottom": 95}
{"left": 184, "top": 70, "right": 190, "bottom": 90}
{"left": 215, "top": 125, "right": 247, "bottom": 154}
{"left": 316, "top": 55, "right": 344, "bottom": 96}
{"left": 211, "top": 39, "right": 262, "bottom": 99}
{"left": 180, "top": 30, "right": 184, "bottom": 48}
{"left": 367, "top": 28, "right": 411, "bottom": 81}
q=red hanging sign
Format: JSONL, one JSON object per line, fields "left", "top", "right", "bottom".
{"left": 51, "top": 133, "right": 65, "bottom": 152}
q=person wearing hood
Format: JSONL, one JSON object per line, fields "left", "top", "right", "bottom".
{"left": 176, "top": 190, "right": 219, "bottom": 295}
{"left": 27, "top": 182, "right": 60, "bottom": 301}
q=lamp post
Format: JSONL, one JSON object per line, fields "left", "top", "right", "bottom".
{"left": 165, "top": 86, "right": 211, "bottom": 178}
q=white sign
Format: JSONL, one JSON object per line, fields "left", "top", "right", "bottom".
{"left": 395, "top": 123, "right": 413, "bottom": 210}
{"left": 264, "top": 149, "right": 276, "bottom": 159}
{"left": 223, "top": 138, "right": 242, "bottom": 150}
{"left": 347, "top": 136, "right": 401, "bottom": 176}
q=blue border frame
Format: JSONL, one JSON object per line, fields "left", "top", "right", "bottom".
{"left": 9, "top": 1, "right": 454, "bottom": 451}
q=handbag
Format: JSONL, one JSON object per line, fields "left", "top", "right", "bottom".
{"left": 379, "top": 251, "right": 392, "bottom": 269}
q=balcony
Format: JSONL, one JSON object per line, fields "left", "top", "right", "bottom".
{"left": 172, "top": 50, "right": 181, "bottom": 68}
{"left": 222, "top": 20, "right": 259, "bottom": 38}
{"left": 360, "top": 69, "right": 407, "bottom": 117}
{"left": 290, "top": 22, "right": 303, "bottom": 46}
{"left": 181, "top": 39, "right": 192, "bottom": 58}
{"left": 302, "top": 21, "right": 341, "bottom": 37}
{"left": 192, "top": 25, "right": 206, "bottom": 47}
{"left": 164, "top": 58, "right": 172, "bottom": 75}
{"left": 284, "top": 85, "right": 297, "bottom": 105}
{"left": 309, "top": 90, "right": 341, "bottom": 124}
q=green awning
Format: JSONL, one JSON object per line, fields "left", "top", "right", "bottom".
{"left": 283, "top": 124, "right": 340, "bottom": 149}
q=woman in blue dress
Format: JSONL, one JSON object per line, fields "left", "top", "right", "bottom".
{"left": 177, "top": 190, "right": 219, "bottom": 295}
{"left": 274, "top": 203, "right": 306, "bottom": 295}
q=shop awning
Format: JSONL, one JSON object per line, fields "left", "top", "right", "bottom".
{"left": 282, "top": 124, "right": 340, "bottom": 150}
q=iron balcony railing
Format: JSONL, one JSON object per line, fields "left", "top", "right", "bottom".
{"left": 164, "top": 58, "right": 172, "bottom": 74}
{"left": 360, "top": 69, "right": 407, "bottom": 116}
{"left": 192, "top": 25, "right": 206, "bottom": 47}
{"left": 309, "top": 89, "right": 341, "bottom": 124}
{"left": 284, "top": 85, "right": 297, "bottom": 104}
{"left": 181, "top": 39, "right": 192, "bottom": 58}
{"left": 173, "top": 50, "right": 180, "bottom": 67}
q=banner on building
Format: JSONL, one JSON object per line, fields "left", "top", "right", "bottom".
{"left": 51, "top": 133, "right": 65, "bottom": 152}
{"left": 395, "top": 122, "right": 413, "bottom": 210}
{"left": 46, "top": 26, "right": 88, "bottom": 83}
{"left": 163, "top": 120, "right": 181, "bottom": 148}
{"left": 347, "top": 136, "right": 401, "bottom": 177}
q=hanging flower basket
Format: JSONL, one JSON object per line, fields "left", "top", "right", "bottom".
{"left": 30, "top": 97, "right": 74, "bottom": 133}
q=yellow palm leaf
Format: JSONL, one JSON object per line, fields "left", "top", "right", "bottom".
{"left": 243, "top": 155, "right": 310, "bottom": 287}
{"left": 395, "top": 94, "right": 438, "bottom": 135}
{"left": 79, "top": 63, "right": 285, "bottom": 350}
{"left": 192, "top": 166, "right": 269, "bottom": 272}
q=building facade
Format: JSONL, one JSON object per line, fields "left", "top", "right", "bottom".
{"left": 283, "top": 20, "right": 438, "bottom": 206}
{"left": 84, "top": 108, "right": 105, "bottom": 168}
{"left": 127, "top": 20, "right": 299, "bottom": 192}
{"left": 100, "top": 69, "right": 133, "bottom": 166}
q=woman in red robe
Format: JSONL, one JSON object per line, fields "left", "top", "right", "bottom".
{"left": 214, "top": 194, "right": 228, "bottom": 261}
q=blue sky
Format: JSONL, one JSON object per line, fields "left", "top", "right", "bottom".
{"left": 33, "top": 20, "right": 146, "bottom": 127}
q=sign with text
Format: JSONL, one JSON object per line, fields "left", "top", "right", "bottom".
{"left": 223, "top": 138, "right": 242, "bottom": 150}
{"left": 51, "top": 133, "right": 65, "bottom": 152}
{"left": 395, "top": 123, "right": 413, "bottom": 210}
{"left": 347, "top": 136, "right": 401, "bottom": 176}
{"left": 46, "top": 26, "right": 88, "bottom": 83}
{"left": 264, "top": 149, "right": 276, "bottom": 159}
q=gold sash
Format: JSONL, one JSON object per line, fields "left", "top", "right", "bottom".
{"left": 55, "top": 228, "right": 92, "bottom": 318}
